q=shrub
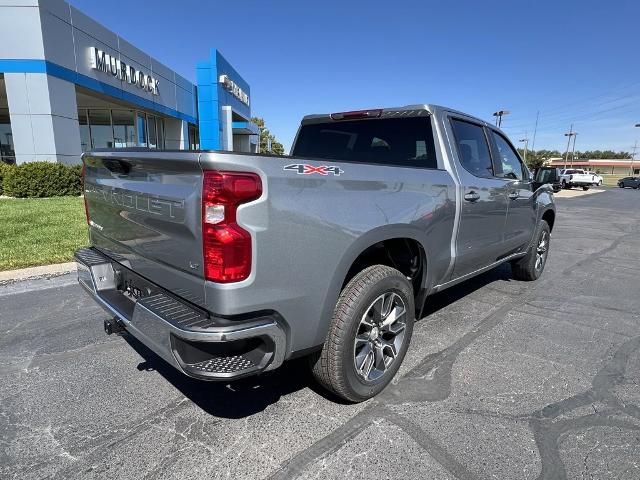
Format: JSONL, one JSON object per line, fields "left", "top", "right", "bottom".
{"left": 0, "top": 162, "right": 15, "bottom": 196}
{"left": 3, "top": 162, "right": 83, "bottom": 198}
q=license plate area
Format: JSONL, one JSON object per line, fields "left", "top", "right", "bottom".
{"left": 114, "top": 266, "right": 158, "bottom": 303}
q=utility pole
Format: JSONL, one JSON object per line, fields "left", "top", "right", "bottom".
{"left": 531, "top": 110, "right": 539, "bottom": 152}
{"left": 492, "top": 110, "right": 510, "bottom": 128}
{"left": 564, "top": 124, "right": 575, "bottom": 168}
{"left": 519, "top": 136, "right": 529, "bottom": 164}
{"left": 632, "top": 140, "right": 638, "bottom": 176}
{"left": 570, "top": 133, "right": 578, "bottom": 167}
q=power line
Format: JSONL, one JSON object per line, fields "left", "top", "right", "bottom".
{"left": 502, "top": 78, "right": 640, "bottom": 126}
{"left": 504, "top": 93, "right": 640, "bottom": 130}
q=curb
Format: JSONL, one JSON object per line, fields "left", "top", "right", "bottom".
{"left": 0, "top": 262, "right": 77, "bottom": 285}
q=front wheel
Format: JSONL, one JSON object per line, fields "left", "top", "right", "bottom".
{"left": 511, "top": 221, "right": 551, "bottom": 281}
{"left": 562, "top": 180, "right": 569, "bottom": 189}
{"left": 582, "top": 186, "right": 590, "bottom": 191}
{"left": 309, "top": 265, "right": 414, "bottom": 402}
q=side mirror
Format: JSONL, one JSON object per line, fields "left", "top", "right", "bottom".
{"left": 532, "top": 168, "right": 559, "bottom": 192}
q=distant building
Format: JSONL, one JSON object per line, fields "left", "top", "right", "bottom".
{"left": 547, "top": 159, "right": 639, "bottom": 175}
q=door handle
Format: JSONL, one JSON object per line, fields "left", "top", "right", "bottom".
{"left": 508, "top": 191, "right": 519, "bottom": 200}
{"left": 464, "top": 191, "right": 480, "bottom": 202}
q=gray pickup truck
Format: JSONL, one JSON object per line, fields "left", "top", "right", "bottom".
{"left": 76, "top": 104, "right": 555, "bottom": 402}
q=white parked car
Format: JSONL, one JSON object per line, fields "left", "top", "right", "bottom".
{"left": 559, "top": 169, "right": 596, "bottom": 190}
{"left": 585, "top": 171, "right": 603, "bottom": 186}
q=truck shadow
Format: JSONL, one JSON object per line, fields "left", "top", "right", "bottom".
{"left": 123, "top": 264, "right": 513, "bottom": 419}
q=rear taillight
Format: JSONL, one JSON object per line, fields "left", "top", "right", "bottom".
{"left": 202, "top": 171, "right": 262, "bottom": 283}
{"left": 82, "top": 162, "right": 89, "bottom": 225}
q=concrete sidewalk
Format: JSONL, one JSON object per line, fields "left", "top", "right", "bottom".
{"left": 0, "top": 262, "right": 76, "bottom": 285}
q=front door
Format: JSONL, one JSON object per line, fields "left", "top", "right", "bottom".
{"left": 448, "top": 117, "right": 509, "bottom": 278}
{"left": 488, "top": 130, "right": 536, "bottom": 254}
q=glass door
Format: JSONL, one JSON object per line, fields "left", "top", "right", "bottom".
{"left": 77, "top": 109, "right": 90, "bottom": 153}
{"left": 112, "top": 110, "right": 135, "bottom": 147}
{"left": 88, "top": 109, "right": 113, "bottom": 149}
{"left": 147, "top": 115, "right": 158, "bottom": 149}
{"left": 137, "top": 112, "right": 147, "bottom": 147}
{"left": 156, "top": 118, "right": 164, "bottom": 149}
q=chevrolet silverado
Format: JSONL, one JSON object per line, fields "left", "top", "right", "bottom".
{"left": 76, "top": 104, "right": 556, "bottom": 402}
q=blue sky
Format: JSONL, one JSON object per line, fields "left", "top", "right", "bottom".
{"left": 72, "top": 0, "right": 640, "bottom": 154}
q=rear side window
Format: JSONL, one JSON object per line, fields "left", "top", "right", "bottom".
{"left": 450, "top": 119, "right": 493, "bottom": 178}
{"left": 490, "top": 131, "right": 527, "bottom": 180}
{"left": 292, "top": 117, "right": 437, "bottom": 168}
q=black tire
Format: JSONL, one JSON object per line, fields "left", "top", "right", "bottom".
{"left": 309, "top": 265, "right": 414, "bottom": 402}
{"left": 511, "top": 221, "right": 551, "bottom": 281}
{"left": 562, "top": 180, "right": 568, "bottom": 189}
{"left": 619, "top": 183, "right": 624, "bottom": 188}
{"left": 582, "top": 186, "right": 589, "bottom": 191}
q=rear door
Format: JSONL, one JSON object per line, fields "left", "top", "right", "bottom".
{"left": 488, "top": 129, "right": 536, "bottom": 254}
{"left": 448, "top": 117, "right": 509, "bottom": 278}
{"left": 83, "top": 151, "right": 207, "bottom": 307}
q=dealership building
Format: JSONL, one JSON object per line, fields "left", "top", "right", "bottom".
{"left": 0, "top": 0, "right": 259, "bottom": 165}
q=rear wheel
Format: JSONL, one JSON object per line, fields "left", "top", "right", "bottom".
{"left": 619, "top": 183, "right": 624, "bottom": 188}
{"left": 511, "top": 221, "right": 551, "bottom": 281}
{"left": 562, "top": 180, "right": 568, "bottom": 189}
{"left": 582, "top": 186, "right": 589, "bottom": 191}
{"left": 309, "top": 265, "right": 414, "bottom": 402}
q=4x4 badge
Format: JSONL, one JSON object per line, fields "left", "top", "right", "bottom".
{"left": 284, "top": 164, "right": 344, "bottom": 176}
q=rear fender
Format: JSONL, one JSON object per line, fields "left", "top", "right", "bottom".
{"left": 312, "top": 225, "right": 431, "bottom": 348}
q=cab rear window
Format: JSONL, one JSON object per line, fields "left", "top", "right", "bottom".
{"left": 292, "top": 117, "right": 437, "bottom": 168}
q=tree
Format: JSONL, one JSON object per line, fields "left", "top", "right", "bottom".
{"left": 251, "top": 117, "right": 285, "bottom": 155}
{"left": 518, "top": 149, "right": 546, "bottom": 170}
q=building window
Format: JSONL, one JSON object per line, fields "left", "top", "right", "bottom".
{"left": 0, "top": 108, "right": 15, "bottom": 164}
{"left": 78, "top": 108, "right": 167, "bottom": 151}
{"left": 89, "top": 109, "right": 113, "bottom": 149}
{"left": 137, "top": 112, "right": 147, "bottom": 147}
{"left": 112, "top": 110, "right": 136, "bottom": 148}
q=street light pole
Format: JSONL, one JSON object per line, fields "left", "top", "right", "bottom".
{"left": 519, "top": 137, "right": 529, "bottom": 163}
{"left": 492, "top": 110, "right": 510, "bottom": 128}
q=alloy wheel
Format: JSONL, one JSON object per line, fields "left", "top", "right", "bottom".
{"left": 535, "top": 230, "right": 548, "bottom": 271}
{"left": 353, "top": 292, "right": 407, "bottom": 381}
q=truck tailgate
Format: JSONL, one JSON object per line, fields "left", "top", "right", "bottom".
{"left": 83, "top": 151, "right": 206, "bottom": 307}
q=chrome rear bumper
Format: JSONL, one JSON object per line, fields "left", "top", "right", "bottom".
{"left": 75, "top": 248, "right": 287, "bottom": 380}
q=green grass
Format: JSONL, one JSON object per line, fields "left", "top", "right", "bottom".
{"left": 0, "top": 196, "right": 88, "bottom": 271}
{"left": 600, "top": 175, "right": 625, "bottom": 187}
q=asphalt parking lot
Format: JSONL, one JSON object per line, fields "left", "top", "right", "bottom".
{"left": 2, "top": 187, "right": 640, "bottom": 480}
